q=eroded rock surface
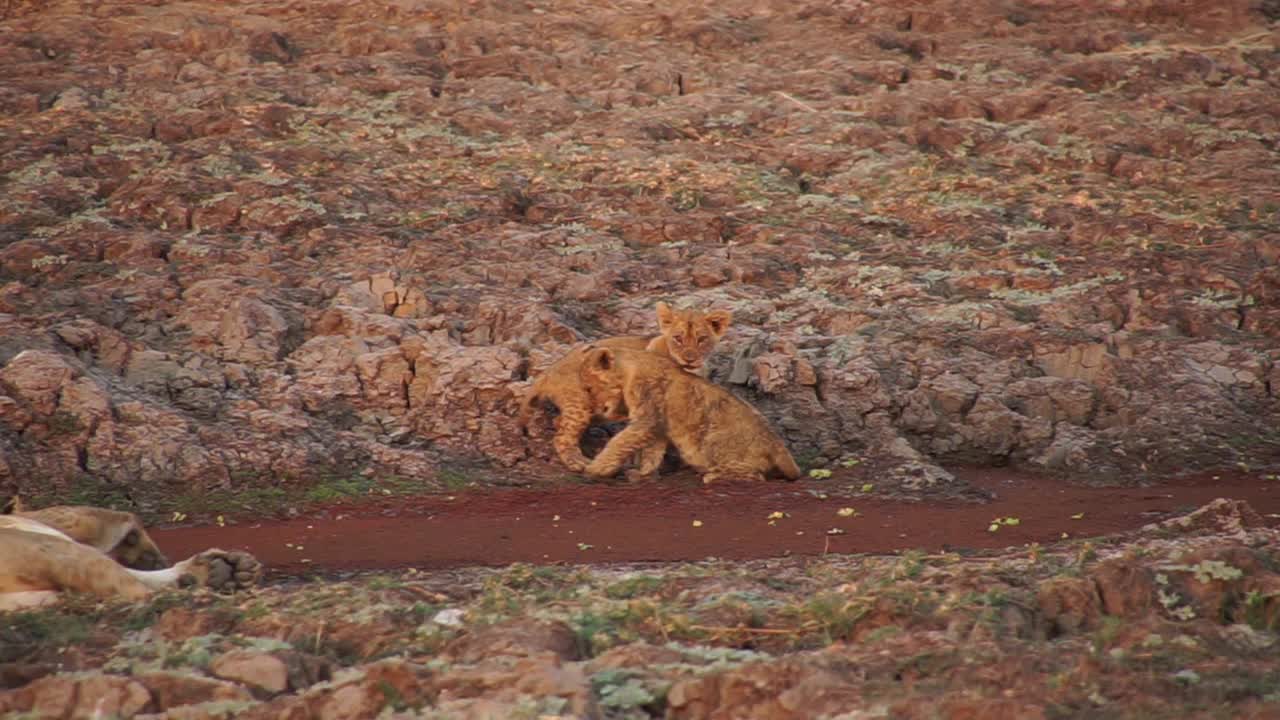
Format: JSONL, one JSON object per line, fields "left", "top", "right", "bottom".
{"left": 1, "top": 0, "right": 1279, "bottom": 510}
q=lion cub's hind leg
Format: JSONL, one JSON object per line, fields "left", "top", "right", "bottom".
{"left": 701, "top": 467, "right": 768, "bottom": 484}
{"left": 633, "top": 440, "right": 669, "bottom": 476}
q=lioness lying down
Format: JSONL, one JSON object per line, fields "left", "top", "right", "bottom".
{"left": 0, "top": 500, "right": 262, "bottom": 612}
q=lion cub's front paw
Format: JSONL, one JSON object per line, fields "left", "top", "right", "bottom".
{"left": 583, "top": 458, "right": 617, "bottom": 478}
{"left": 181, "top": 549, "right": 263, "bottom": 592}
{"left": 624, "top": 469, "right": 656, "bottom": 483}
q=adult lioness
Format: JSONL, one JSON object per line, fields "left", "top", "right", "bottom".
{"left": 0, "top": 500, "right": 262, "bottom": 612}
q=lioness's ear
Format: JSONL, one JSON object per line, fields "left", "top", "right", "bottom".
{"left": 705, "top": 310, "right": 732, "bottom": 336}
{"left": 1, "top": 496, "right": 21, "bottom": 514}
{"left": 655, "top": 302, "right": 674, "bottom": 330}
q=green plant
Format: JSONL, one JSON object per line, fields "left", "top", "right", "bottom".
{"left": 605, "top": 576, "right": 664, "bottom": 600}
{"left": 436, "top": 468, "right": 471, "bottom": 490}
{"left": 802, "top": 592, "right": 868, "bottom": 642}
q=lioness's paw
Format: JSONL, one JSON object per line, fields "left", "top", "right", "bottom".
{"left": 184, "top": 549, "right": 263, "bottom": 591}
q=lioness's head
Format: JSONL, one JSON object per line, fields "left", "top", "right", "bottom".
{"left": 580, "top": 346, "right": 628, "bottom": 420}
{"left": 108, "top": 516, "right": 170, "bottom": 571}
{"left": 655, "top": 302, "right": 731, "bottom": 372}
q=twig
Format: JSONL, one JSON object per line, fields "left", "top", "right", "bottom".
{"left": 774, "top": 91, "right": 819, "bottom": 113}
{"left": 687, "top": 624, "right": 807, "bottom": 635}
{"left": 725, "top": 140, "right": 773, "bottom": 153}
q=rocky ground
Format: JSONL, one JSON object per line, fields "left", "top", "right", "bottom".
{"left": 3, "top": 0, "right": 1280, "bottom": 716}
{"left": 1, "top": 0, "right": 1279, "bottom": 512}
{"left": 2, "top": 499, "right": 1278, "bottom": 718}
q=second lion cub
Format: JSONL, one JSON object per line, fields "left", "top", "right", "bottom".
{"left": 519, "top": 303, "right": 731, "bottom": 471}
{"left": 579, "top": 346, "right": 801, "bottom": 483}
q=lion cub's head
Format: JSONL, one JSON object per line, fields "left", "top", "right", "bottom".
{"left": 653, "top": 302, "right": 731, "bottom": 372}
{"left": 580, "top": 346, "right": 630, "bottom": 419}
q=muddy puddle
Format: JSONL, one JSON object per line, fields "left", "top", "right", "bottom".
{"left": 150, "top": 469, "right": 1280, "bottom": 578}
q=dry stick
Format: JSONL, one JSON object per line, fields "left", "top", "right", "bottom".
{"left": 687, "top": 623, "right": 816, "bottom": 635}
{"left": 726, "top": 140, "right": 773, "bottom": 153}
{"left": 775, "top": 91, "right": 820, "bottom": 113}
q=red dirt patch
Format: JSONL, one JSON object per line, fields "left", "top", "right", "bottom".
{"left": 150, "top": 469, "right": 1280, "bottom": 577}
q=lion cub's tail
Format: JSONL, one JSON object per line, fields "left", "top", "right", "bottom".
{"left": 771, "top": 441, "right": 802, "bottom": 481}
{"left": 517, "top": 373, "right": 551, "bottom": 435}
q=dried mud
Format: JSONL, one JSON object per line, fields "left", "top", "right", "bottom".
{"left": 150, "top": 468, "right": 1280, "bottom": 576}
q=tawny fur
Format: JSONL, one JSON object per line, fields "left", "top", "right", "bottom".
{"left": 0, "top": 502, "right": 262, "bottom": 612}
{"left": 646, "top": 301, "right": 732, "bottom": 374}
{"left": 579, "top": 347, "right": 801, "bottom": 483}
{"left": 10, "top": 502, "right": 170, "bottom": 570}
{"left": 519, "top": 303, "right": 731, "bottom": 471}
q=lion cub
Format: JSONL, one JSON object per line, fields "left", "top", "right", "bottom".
{"left": 579, "top": 346, "right": 801, "bottom": 483}
{"left": 519, "top": 303, "right": 731, "bottom": 472}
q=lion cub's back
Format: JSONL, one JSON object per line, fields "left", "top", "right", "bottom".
{"left": 521, "top": 335, "right": 654, "bottom": 427}
{"left": 668, "top": 372, "right": 784, "bottom": 459}
{"left": 611, "top": 349, "right": 791, "bottom": 471}
{"left": 546, "top": 335, "right": 650, "bottom": 379}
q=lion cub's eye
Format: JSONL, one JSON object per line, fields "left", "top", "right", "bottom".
{"left": 672, "top": 334, "right": 685, "bottom": 345}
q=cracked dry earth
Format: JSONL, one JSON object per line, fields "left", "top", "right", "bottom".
{"left": 1, "top": 0, "right": 1279, "bottom": 508}
{"left": 3, "top": 0, "right": 1280, "bottom": 717}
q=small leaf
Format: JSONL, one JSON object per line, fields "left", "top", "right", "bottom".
{"left": 809, "top": 468, "right": 832, "bottom": 479}
{"left": 767, "top": 511, "right": 788, "bottom": 520}
{"left": 988, "top": 523, "right": 1000, "bottom": 532}
{"left": 860, "top": 483, "right": 874, "bottom": 493}
{"left": 577, "top": 542, "right": 593, "bottom": 551}
{"left": 1071, "top": 512, "right": 1085, "bottom": 520}
{"left": 826, "top": 528, "right": 846, "bottom": 535}
{"left": 692, "top": 520, "right": 703, "bottom": 527}
{"left": 836, "top": 507, "right": 858, "bottom": 517}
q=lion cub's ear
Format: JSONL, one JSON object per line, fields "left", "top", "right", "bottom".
{"left": 655, "top": 302, "right": 674, "bottom": 331}
{"left": 1, "top": 496, "right": 21, "bottom": 515}
{"left": 705, "top": 309, "right": 732, "bottom": 337}
{"left": 584, "top": 347, "right": 616, "bottom": 375}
